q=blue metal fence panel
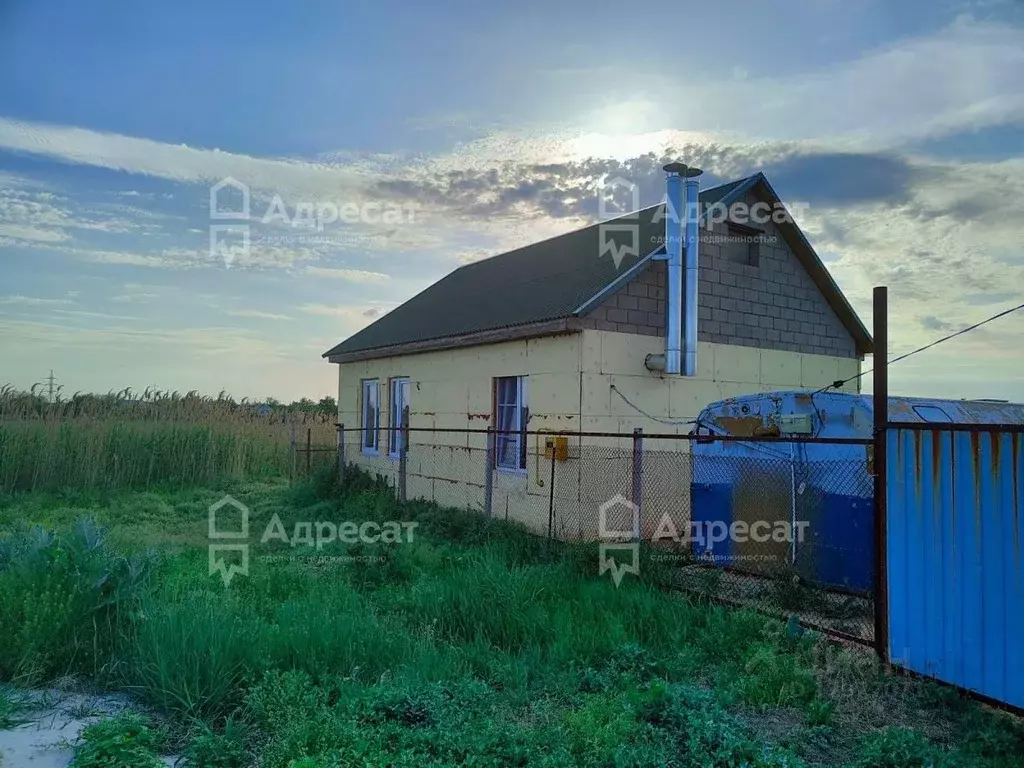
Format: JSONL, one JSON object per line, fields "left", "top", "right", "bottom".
{"left": 887, "top": 427, "right": 1024, "bottom": 709}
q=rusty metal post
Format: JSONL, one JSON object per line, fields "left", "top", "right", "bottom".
{"left": 632, "top": 428, "right": 644, "bottom": 539}
{"left": 873, "top": 286, "right": 889, "bottom": 664}
{"left": 484, "top": 426, "right": 494, "bottom": 518}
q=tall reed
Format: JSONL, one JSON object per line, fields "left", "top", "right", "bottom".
{"left": 0, "top": 385, "right": 337, "bottom": 492}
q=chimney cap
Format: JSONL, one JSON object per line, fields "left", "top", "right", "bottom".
{"left": 663, "top": 162, "right": 704, "bottom": 178}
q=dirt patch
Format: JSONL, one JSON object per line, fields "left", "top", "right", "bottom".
{"left": 0, "top": 688, "right": 178, "bottom": 768}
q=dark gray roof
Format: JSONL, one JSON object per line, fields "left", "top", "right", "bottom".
{"left": 324, "top": 178, "right": 748, "bottom": 360}
{"left": 324, "top": 173, "right": 871, "bottom": 360}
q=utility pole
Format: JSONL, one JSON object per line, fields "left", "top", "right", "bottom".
{"left": 45, "top": 370, "right": 58, "bottom": 402}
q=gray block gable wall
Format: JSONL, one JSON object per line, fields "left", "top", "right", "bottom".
{"left": 581, "top": 194, "right": 858, "bottom": 359}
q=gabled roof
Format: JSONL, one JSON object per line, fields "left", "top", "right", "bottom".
{"left": 324, "top": 173, "right": 871, "bottom": 362}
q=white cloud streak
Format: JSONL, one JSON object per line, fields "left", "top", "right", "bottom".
{"left": 304, "top": 266, "right": 391, "bottom": 282}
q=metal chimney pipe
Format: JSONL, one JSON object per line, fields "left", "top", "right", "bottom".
{"left": 648, "top": 162, "right": 702, "bottom": 376}
{"left": 662, "top": 162, "right": 686, "bottom": 375}
{"left": 683, "top": 167, "right": 703, "bottom": 376}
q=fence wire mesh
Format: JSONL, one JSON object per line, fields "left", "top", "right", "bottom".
{"left": 341, "top": 425, "right": 876, "bottom": 644}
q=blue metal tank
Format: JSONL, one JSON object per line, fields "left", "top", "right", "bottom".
{"left": 690, "top": 392, "right": 1024, "bottom": 592}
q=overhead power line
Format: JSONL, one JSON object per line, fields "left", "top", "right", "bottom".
{"left": 815, "top": 300, "right": 1024, "bottom": 395}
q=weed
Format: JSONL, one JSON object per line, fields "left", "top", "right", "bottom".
{"left": 805, "top": 697, "right": 836, "bottom": 727}
{"left": 183, "top": 716, "right": 249, "bottom": 768}
{"left": 729, "top": 642, "right": 818, "bottom": 708}
{"left": 0, "top": 519, "right": 153, "bottom": 684}
{"left": 126, "top": 591, "right": 255, "bottom": 718}
{"left": 69, "top": 711, "right": 164, "bottom": 768}
{"left": 855, "top": 727, "right": 946, "bottom": 768}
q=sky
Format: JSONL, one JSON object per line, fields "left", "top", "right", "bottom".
{"left": 1, "top": 0, "right": 1024, "bottom": 402}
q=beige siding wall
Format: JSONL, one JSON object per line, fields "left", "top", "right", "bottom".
{"left": 335, "top": 329, "right": 859, "bottom": 539}
{"left": 574, "top": 329, "right": 860, "bottom": 538}
{"left": 338, "top": 333, "right": 583, "bottom": 534}
{"left": 579, "top": 331, "right": 861, "bottom": 441}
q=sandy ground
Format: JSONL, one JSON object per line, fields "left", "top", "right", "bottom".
{"left": 0, "top": 689, "right": 178, "bottom": 767}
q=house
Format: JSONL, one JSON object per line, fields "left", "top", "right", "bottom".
{"left": 323, "top": 164, "right": 872, "bottom": 535}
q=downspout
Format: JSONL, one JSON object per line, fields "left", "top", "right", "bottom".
{"left": 645, "top": 162, "right": 702, "bottom": 375}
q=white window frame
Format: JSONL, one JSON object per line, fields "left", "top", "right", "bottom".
{"left": 388, "top": 377, "right": 411, "bottom": 457}
{"left": 361, "top": 379, "right": 380, "bottom": 454}
{"left": 494, "top": 376, "right": 528, "bottom": 472}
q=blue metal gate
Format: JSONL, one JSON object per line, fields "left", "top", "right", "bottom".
{"left": 886, "top": 425, "right": 1024, "bottom": 709}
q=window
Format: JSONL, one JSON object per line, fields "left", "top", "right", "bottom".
{"left": 361, "top": 379, "right": 379, "bottom": 453}
{"left": 389, "top": 377, "right": 411, "bottom": 456}
{"left": 727, "top": 223, "right": 763, "bottom": 267}
{"left": 494, "top": 376, "right": 528, "bottom": 471}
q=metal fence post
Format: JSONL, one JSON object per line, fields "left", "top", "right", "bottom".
{"left": 337, "top": 423, "right": 345, "bottom": 479}
{"left": 632, "top": 428, "right": 644, "bottom": 539}
{"left": 484, "top": 426, "right": 494, "bottom": 518}
{"left": 305, "top": 427, "right": 312, "bottom": 476}
{"left": 547, "top": 448, "right": 556, "bottom": 547}
{"left": 289, "top": 421, "right": 297, "bottom": 482}
{"left": 398, "top": 405, "right": 409, "bottom": 502}
{"left": 872, "top": 285, "right": 890, "bottom": 664}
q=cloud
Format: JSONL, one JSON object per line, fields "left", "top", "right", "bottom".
{"left": 300, "top": 304, "right": 364, "bottom": 318}
{"left": 0, "top": 294, "right": 73, "bottom": 306}
{"left": 0, "top": 176, "right": 163, "bottom": 245}
{"left": 53, "top": 308, "right": 139, "bottom": 321}
{"left": 111, "top": 293, "right": 158, "bottom": 303}
{"left": 675, "top": 18, "right": 1024, "bottom": 145}
{"left": 300, "top": 302, "right": 396, "bottom": 329}
{"left": 304, "top": 266, "right": 390, "bottom": 283}
{"left": 790, "top": 154, "right": 1024, "bottom": 384}
{"left": 227, "top": 309, "right": 293, "bottom": 321}
{"left": 759, "top": 153, "right": 923, "bottom": 206}
{"left": 920, "top": 315, "right": 954, "bottom": 332}
{"left": 0, "top": 117, "right": 369, "bottom": 199}
{"left": 1, "top": 21, "right": 1019, "bottom": 218}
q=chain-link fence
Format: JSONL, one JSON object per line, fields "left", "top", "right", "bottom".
{"left": 340, "top": 424, "right": 876, "bottom": 644}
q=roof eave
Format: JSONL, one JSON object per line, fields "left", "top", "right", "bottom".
{"left": 325, "top": 317, "right": 584, "bottom": 364}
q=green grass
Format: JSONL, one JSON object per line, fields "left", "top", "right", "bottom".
{"left": 69, "top": 711, "right": 165, "bottom": 768}
{"left": 1, "top": 468, "right": 1022, "bottom": 767}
